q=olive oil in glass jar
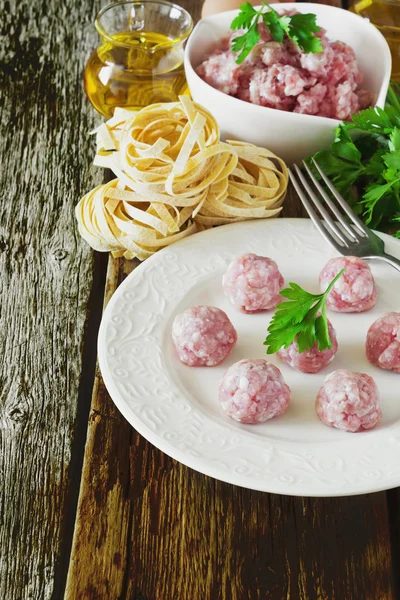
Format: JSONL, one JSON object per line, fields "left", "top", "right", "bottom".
{"left": 350, "top": 0, "right": 400, "bottom": 81}
{"left": 84, "top": 1, "right": 193, "bottom": 117}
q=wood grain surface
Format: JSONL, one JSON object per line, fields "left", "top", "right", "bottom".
{"left": 65, "top": 254, "right": 395, "bottom": 600}
{"left": 0, "top": 0, "right": 106, "bottom": 597}
{"left": 64, "top": 0, "right": 397, "bottom": 592}
{"left": 1, "top": 0, "right": 398, "bottom": 598}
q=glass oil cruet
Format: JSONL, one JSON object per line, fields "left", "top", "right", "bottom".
{"left": 350, "top": 0, "right": 400, "bottom": 81}
{"left": 84, "top": 1, "right": 193, "bottom": 117}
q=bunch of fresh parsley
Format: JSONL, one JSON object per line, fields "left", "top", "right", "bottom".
{"left": 308, "top": 82, "right": 400, "bottom": 238}
{"left": 264, "top": 270, "right": 343, "bottom": 354}
{"left": 230, "top": 2, "right": 322, "bottom": 64}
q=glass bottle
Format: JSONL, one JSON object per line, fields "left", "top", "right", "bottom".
{"left": 350, "top": 0, "right": 400, "bottom": 81}
{"left": 84, "top": 1, "right": 193, "bottom": 117}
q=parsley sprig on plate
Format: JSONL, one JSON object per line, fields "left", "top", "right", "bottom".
{"left": 230, "top": 2, "right": 323, "bottom": 65}
{"left": 308, "top": 83, "right": 400, "bottom": 237}
{"left": 264, "top": 270, "right": 344, "bottom": 355}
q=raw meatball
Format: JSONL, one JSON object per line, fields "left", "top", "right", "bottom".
{"left": 277, "top": 320, "right": 338, "bottom": 374}
{"left": 218, "top": 358, "right": 291, "bottom": 424}
{"left": 222, "top": 253, "right": 284, "bottom": 313}
{"left": 319, "top": 256, "right": 377, "bottom": 313}
{"left": 172, "top": 305, "right": 237, "bottom": 367}
{"left": 366, "top": 312, "right": 400, "bottom": 373}
{"left": 316, "top": 369, "right": 382, "bottom": 432}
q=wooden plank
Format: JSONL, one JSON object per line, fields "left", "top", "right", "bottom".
{"left": 386, "top": 489, "right": 400, "bottom": 598}
{"left": 66, "top": 189, "right": 395, "bottom": 600}
{"left": 66, "top": 0, "right": 395, "bottom": 598}
{"left": 0, "top": 0, "right": 106, "bottom": 597}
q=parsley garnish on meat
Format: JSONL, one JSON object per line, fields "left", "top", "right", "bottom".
{"left": 308, "top": 83, "right": 400, "bottom": 237}
{"left": 263, "top": 270, "right": 344, "bottom": 355}
{"left": 230, "top": 2, "right": 323, "bottom": 65}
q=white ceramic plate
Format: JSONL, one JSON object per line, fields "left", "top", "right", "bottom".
{"left": 98, "top": 219, "right": 400, "bottom": 497}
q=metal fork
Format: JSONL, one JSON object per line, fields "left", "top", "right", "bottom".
{"left": 289, "top": 158, "right": 400, "bottom": 273}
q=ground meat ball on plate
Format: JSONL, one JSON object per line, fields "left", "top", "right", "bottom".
{"left": 277, "top": 320, "right": 338, "bottom": 374}
{"left": 172, "top": 305, "right": 237, "bottom": 367}
{"left": 319, "top": 256, "right": 377, "bottom": 313}
{"left": 222, "top": 253, "right": 284, "bottom": 313}
{"left": 219, "top": 359, "right": 291, "bottom": 424}
{"left": 316, "top": 369, "right": 382, "bottom": 432}
{"left": 366, "top": 312, "right": 400, "bottom": 373}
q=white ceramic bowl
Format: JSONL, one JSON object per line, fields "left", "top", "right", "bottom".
{"left": 184, "top": 3, "right": 391, "bottom": 165}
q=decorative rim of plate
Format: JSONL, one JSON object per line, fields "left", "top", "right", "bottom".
{"left": 98, "top": 218, "right": 400, "bottom": 497}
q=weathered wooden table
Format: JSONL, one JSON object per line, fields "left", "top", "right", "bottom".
{"left": 1, "top": 0, "right": 400, "bottom": 598}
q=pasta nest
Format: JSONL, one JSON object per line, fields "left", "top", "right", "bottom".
{"left": 76, "top": 97, "right": 288, "bottom": 260}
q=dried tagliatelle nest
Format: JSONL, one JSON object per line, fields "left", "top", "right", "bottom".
{"left": 76, "top": 96, "right": 288, "bottom": 260}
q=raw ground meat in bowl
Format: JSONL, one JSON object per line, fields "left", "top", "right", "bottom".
{"left": 277, "top": 320, "right": 338, "bottom": 374}
{"left": 319, "top": 256, "right": 377, "bottom": 313}
{"left": 172, "top": 305, "right": 237, "bottom": 367}
{"left": 366, "top": 312, "right": 400, "bottom": 373}
{"left": 315, "top": 369, "right": 382, "bottom": 432}
{"left": 219, "top": 358, "right": 291, "bottom": 424}
{"left": 222, "top": 253, "right": 284, "bottom": 313}
{"left": 196, "top": 20, "right": 370, "bottom": 121}
{"left": 184, "top": 3, "right": 391, "bottom": 164}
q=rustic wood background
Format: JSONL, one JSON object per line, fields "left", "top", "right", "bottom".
{"left": 1, "top": 0, "right": 399, "bottom": 598}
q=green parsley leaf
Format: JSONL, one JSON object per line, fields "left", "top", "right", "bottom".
{"left": 289, "top": 12, "right": 320, "bottom": 34}
{"left": 297, "top": 319, "right": 317, "bottom": 354}
{"left": 233, "top": 22, "right": 260, "bottom": 64}
{"left": 262, "top": 10, "right": 284, "bottom": 43}
{"left": 288, "top": 13, "right": 322, "bottom": 54}
{"left": 307, "top": 83, "right": 400, "bottom": 236}
{"left": 355, "top": 134, "right": 383, "bottom": 161}
{"left": 315, "top": 313, "right": 330, "bottom": 351}
{"left": 363, "top": 182, "right": 394, "bottom": 205}
{"left": 263, "top": 270, "right": 344, "bottom": 355}
{"left": 303, "top": 35, "right": 324, "bottom": 54}
{"left": 364, "top": 149, "right": 386, "bottom": 177}
{"left": 230, "top": 2, "right": 257, "bottom": 30}
{"left": 279, "top": 282, "right": 315, "bottom": 301}
{"left": 362, "top": 175, "right": 400, "bottom": 226}
{"left": 231, "top": 33, "right": 248, "bottom": 53}
{"left": 278, "top": 14, "right": 291, "bottom": 37}
{"left": 230, "top": 4, "right": 322, "bottom": 64}
{"left": 385, "top": 82, "right": 400, "bottom": 121}
{"left": 332, "top": 131, "right": 363, "bottom": 164}
{"left": 308, "top": 145, "right": 364, "bottom": 197}
{"left": 349, "top": 107, "right": 393, "bottom": 135}
{"left": 268, "top": 287, "right": 317, "bottom": 331}
{"left": 383, "top": 150, "right": 400, "bottom": 170}
{"left": 264, "top": 322, "right": 303, "bottom": 355}
{"left": 389, "top": 127, "right": 400, "bottom": 151}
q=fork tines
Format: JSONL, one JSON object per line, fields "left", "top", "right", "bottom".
{"left": 289, "top": 158, "right": 370, "bottom": 250}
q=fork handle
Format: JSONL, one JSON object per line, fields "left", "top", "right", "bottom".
{"left": 365, "top": 253, "right": 400, "bottom": 273}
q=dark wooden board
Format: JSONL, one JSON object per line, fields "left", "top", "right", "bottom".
{"left": 0, "top": 0, "right": 106, "bottom": 597}
{"left": 65, "top": 216, "right": 395, "bottom": 600}
{"left": 0, "top": 0, "right": 397, "bottom": 597}
{"left": 66, "top": 1, "right": 395, "bottom": 599}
